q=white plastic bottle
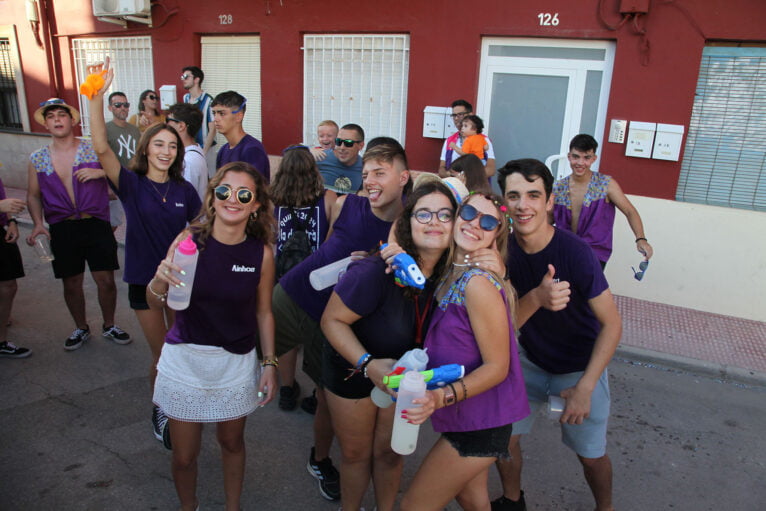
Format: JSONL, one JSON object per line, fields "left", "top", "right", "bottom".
{"left": 391, "top": 371, "right": 426, "bottom": 455}
{"left": 167, "top": 235, "right": 199, "bottom": 311}
{"left": 371, "top": 348, "right": 428, "bottom": 408}
{"left": 309, "top": 256, "right": 353, "bottom": 290}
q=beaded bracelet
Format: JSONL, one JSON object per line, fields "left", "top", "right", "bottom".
{"left": 458, "top": 378, "right": 468, "bottom": 401}
{"left": 635, "top": 237, "right": 647, "bottom": 243}
{"left": 147, "top": 278, "right": 168, "bottom": 302}
{"left": 262, "top": 358, "right": 279, "bottom": 368}
{"left": 361, "top": 356, "right": 374, "bottom": 378}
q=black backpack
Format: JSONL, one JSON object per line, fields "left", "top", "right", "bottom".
{"left": 276, "top": 206, "right": 314, "bottom": 279}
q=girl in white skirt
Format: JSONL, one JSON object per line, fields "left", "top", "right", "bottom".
{"left": 148, "top": 161, "right": 278, "bottom": 511}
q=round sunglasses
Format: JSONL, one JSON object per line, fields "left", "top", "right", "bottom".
{"left": 214, "top": 185, "right": 255, "bottom": 205}
{"left": 458, "top": 204, "right": 500, "bottom": 231}
{"left": 412, "top": 208, "right": 454, "bottom": 224}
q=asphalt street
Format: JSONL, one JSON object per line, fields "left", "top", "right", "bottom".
{"left": 1, "top": 224, "right": 764, "bottom": 510}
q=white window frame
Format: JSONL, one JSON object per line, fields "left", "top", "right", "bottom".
{"left": 72, "top": 36, "right": 154, "bottom": 136}
{"left": 0, "top": 25, "right": 30, "bottom": 132}
{"left": 303, "top": 34, "right": 410, "bottom": 147}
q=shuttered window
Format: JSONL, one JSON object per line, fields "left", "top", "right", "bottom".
{"left": 0, "top": 26, "right": 29, "bottom": 131}
{"left": 303, "top": 34, "right": 409, "bottom": 146}
{"left": 201, "top": 35, "right": 262, "bottom": 141}
{"left": 676, "top": 46, "right": 766, "bottom": 211}
{"left": 72, "top": 36, "right": 154, "bottom": 136}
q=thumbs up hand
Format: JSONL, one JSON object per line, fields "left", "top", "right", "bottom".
{"left": 536, "top": 264, "right": 570, "bottom": 311}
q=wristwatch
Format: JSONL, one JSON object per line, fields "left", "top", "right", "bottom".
{"left": 442, "top": 385, "right": 456, "bottom": 407}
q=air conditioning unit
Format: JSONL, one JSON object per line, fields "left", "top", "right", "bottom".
{"left": 92, "top": 0, "right": 150, "bottom": 17}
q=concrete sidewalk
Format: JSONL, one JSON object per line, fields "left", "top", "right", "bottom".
{"left": 5, "top": 185, "right": 765, "bottom": 385}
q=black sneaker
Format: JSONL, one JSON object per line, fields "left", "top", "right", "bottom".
{"left": 152, "top": 406, "right": 166, "bottom": 439}
{"left": 0, "top": 341, "right": 32, "bottom": 359}
{"left": 491, "top": 491, "right": 527, "bottom": 511}
{"left": 64, "top": 326, "right": 90, "bottom": 351}
{"left": 307, "top": 446, "right": 340, "bottom": 501}
{"left": 300, "top": 388, "right": 318, "bottom": 415}
{"left": 102, "top": 324, "right": 132, "bottom": 345}
{"left": 279, "top": 381, "right": 301, "bottom": 411}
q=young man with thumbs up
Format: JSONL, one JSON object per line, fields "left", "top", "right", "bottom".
{"left": 490, "top": 158, "right": 622, "bottom": 511}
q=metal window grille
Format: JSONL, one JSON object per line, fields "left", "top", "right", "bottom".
{"left": 676, "top": 46, "right": 766, "bottom": 212}
{"left": 0, "top": 37, "right": 22, "bottom": 130}
{"left": 303, "top": 34, "right": 410, "bottom": 147}
{"left": 71, "top": 36, "right": 154, "bottom": 135}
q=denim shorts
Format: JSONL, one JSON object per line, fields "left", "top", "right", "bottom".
{"left": 512, "top": 349, "right": 610, "bottom": 458}
{"left": 442, "top": 423, "right": 513, "bottom": 459}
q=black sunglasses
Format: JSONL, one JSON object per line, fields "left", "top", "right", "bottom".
{"left": 111, "top": 102, "right": 130, "bottom": 108}
{"left": 412, "top": 208, "right": 454, "bottom": 224}
{"left": 335, "top": 138, "right": 360, "bottom": 148}
{"left": 214, "top": 185, "right": 254, "bottom": 205}
{"left": 459, "top": 204, "right": 500, "bottom": 231}
{"left": 166, "top": 116, "right": 181, "bottom": 123}
{"left": 146, "top": 94, "right": 157, "bottom": 100}
{"left": 632, "top": 260, "right": 649, "bottom": 281}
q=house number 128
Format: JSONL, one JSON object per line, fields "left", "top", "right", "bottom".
{"left": 219, "top": 14, "right": 233, "bottom": 24}
{"left": 538, "top": 13, "right": 559, "bottom": 26}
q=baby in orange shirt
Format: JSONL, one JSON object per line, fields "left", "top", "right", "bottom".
{"left": 450, "top": 114, "right": 488, "bottom": 160}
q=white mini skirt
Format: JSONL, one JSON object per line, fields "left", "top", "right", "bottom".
{"left": 153, "top": 342, "right": 258, "bottom": 423}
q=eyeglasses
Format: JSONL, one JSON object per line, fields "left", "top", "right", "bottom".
{"left": 147, "top": 95, "right": 157, "bottom": 100}
{"left": 412, "top": 208, "right": 454, "bottom": 224}
{"left": 450, "top": 111, "right": 469, "bottom": 118}
{"left": 180, "top": 73, "right": 191, "bottom": 80}
{"left": 282, "top": 144, "right": 310, "bottom": 155}
{"left": 214, "top": 184, "right": 255, "bottom": 205}
{"left": 335, "top": 138, "right": 361, "bottom": 148}
{"left": 458, "top": 204, "right": 500, "bottom": 231}
{"left": 632, "top": 260, "right": 649, "bottom": 281}
{"left": 111, "top": 102, "right": 130, "bottom": 108}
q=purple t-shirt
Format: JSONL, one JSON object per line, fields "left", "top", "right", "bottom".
{"left": 426, "top": 268, "right": 529, "bottom": 433}
{"left": 279, "top": 194, "right": 392, "bottom": 322}
{"left": 274, "top": 194, "right": 329, "bottom": 260}
{"left": 553, "top": 172, "right": 615, "bottom": 263}
{"left": 29, "top": 140, "right": 110, "bottom": 224}
{"left": 166, "top": 235, "right": 264, "bottom": 354}
{"left": 507, "top": 228, "right": 609, "bottom": 374}
{"left": 113, "top": 167, "right": 202, "bottom": 285}
{"left": 216, "top": 134, "right": 270, "bottom": 182}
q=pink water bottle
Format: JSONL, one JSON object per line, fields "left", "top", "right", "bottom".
{"left": 167, "top": 235, "right": 199, "bottom": 311}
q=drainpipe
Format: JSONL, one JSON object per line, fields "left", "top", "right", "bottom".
{"left": 37, "top": 0, "right": 61, "bottom": 98}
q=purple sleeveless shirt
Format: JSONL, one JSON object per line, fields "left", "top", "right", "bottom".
{"left": 425, "top": 269, "right": 530, "bottom": 432}
{"left": 552, "top": 172, "right": 615, "bottom": 263}
{"left": 279, "top": 194, "right": 392, "bottom": 322}
{"left": 165, "top": 235, "right": 265, "bottom": 355}
{"left": 29, "top": 140, "right": 110, "bottom": 224}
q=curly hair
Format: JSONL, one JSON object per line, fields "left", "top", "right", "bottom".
{"left": 394, "top": 179, "right": 458, "bottom": 298}
{"left": 269, "top": 147, "right": 325, "bottom": 207}
{"left": 131, "top": 124, "right": 186, "bottom": 183}
{"left": 189, "top": 162, "right": 276, "bottom": 250}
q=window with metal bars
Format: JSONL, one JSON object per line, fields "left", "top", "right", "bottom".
{"left": 71, "top": 36, "right": 154, "bottom": 135}
{"left": 303, "top": 34, "right": 410, "bottom": 147}
{"left": 0, "top": 37, "right": 22, "bottom": 130}
{"left": 676, "top": 46, "right": 766, "bottom": 212}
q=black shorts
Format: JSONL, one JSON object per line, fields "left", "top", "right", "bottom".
{"left": 0, "top": 226, "right": 24, "bottom": 281}
{"left": 322, "top": 339, "right": 374, "bottom": 399}
{"left": 49, "top": 218, "right": 119, "bottom": 279}
{"left": 128, "top": 283, "right": 149, "bottom": 310}
{"left": 442, "top": 423, "right": 514, "bottom": 459}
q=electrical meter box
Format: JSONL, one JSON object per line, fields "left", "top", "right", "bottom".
{"left": 625, "top": 121, "right": 656, "bottom": 158}
{"left": 159, "top": 85, "right": 176, "bottom": 111}
{"left": 423, "top": 106, "right": 450, "bottom": 139}
{"left": 652, "top": 123, "right": 685, "bottom": 161}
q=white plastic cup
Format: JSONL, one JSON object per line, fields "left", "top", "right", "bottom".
{"left": 254, "top": 362, "right": 266, "bottom": 408}
{"left": 309, "top": 256, "right": 353, "bottom": 290}
{"left": 371, "top": 348, "right": 429, "bottom": 408}
{"left": 33, "top": 234, "right": 54, "bottom": 262}
{"left": 391, "top": 371, "right": 426, "bottom": 455}
{"left": 548, "top": 395, "right": 565, "bottom": 421}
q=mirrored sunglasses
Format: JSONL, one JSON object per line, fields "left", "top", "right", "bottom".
{"left": 214, "top": 185, "right": 254, "bottom": 205}
{"left": 412, "top": 208, "right": 454, "bottom": 224}
{"left": 459, "top": 203, "right": 500, "bottom": 231}
{"left": 632, "top": 260, "right": 649, "bottom": 281}
{"left": 180, "top": 73, "right": 191, "bottom": 80}
{"left": 335, "top": 138, "right": 360, "bottom": 148}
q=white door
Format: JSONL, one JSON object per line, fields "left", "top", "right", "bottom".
{"left": 477, "top": 38, "right": 615, "bottom": 181}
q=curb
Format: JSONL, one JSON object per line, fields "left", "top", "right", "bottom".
{"left": 615, "top": 344, "right": 766, "bottom": 387}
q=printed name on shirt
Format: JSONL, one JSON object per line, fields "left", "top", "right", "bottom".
{"left": 175, "top": 202, "right": 184, "bottom": 207}
{"left": 232, "top": 264, "right": 257, "bottom": 272}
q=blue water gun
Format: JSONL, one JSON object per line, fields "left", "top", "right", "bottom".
{"left": 383, "top": 364, "right": 465, "bottom": 391}
{"left": 380, "top": 243, "right": 426, "bottom": 289}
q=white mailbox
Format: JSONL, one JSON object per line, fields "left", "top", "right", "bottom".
{"left": 423, "top": 106, "right": 450, "bottom": 139}
{"left": 159, "top": 85, "right": 177, "bottom": 111}
{"left": 625, "top": 121, "right": 656, "bottom": 159}
{"left": 652, "top": 123, "right": 685, "bottom": 161}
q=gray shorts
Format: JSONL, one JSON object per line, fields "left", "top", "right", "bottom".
{"left": 512, "top": 349, "right": 610, "bottom": 458}
{"left": 272, "top": 284, "right": 325, "bottom": 386}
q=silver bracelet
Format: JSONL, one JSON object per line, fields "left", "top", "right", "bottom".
{"left": 147, "top": 278, "right": 168, "bottom": 302}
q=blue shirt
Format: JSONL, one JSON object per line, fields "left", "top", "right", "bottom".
{"left": 316, "top": 149, "right": 362, "bottom": 194}
{"left": 183, "top": 92, "right": 214, "bottom": 148}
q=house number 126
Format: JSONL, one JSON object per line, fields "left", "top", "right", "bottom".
{"left": 538, "top": 13, "right": 559, "bottom": 26}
